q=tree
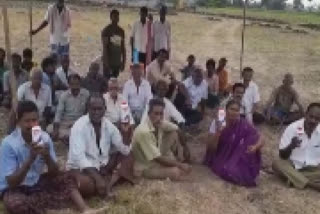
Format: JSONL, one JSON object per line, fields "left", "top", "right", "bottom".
{"left": 260, "top": 0, "right": 287, "bottom": 10}
{"left": 293, "top": 0, "right": 304, "bottom": 10}
{"left": 197, "top": 0, "right": 230, "bottom": 7}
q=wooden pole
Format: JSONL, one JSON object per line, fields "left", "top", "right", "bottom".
{"left": 29, "top": 0, "right": 33, "bottom": 48}
{"left": 2, "top": 1, "right": 18, "bottom": 134}
{"left": 240, "top": 0, "right": 247, "bottom": 77}
{"left": 2, "top": 2, "right": 12, "bottom": 67}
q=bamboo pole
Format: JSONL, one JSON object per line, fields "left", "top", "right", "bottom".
{"left": 2, "top": 2, "right": 12, "bottom": 67}
{"left": 29, "top": 0, "right": 33, "bottom": 48}
{"left": 240, "top": 0, "right": 247, "bottom": 76}
{"left": 2, "top": 1, "right": 18, "bottom": 134}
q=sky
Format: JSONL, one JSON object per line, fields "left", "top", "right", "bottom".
{"left": 287, "top": 0, "right": 320, "bottom": 7}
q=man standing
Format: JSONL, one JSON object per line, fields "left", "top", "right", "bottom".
{"left": 17, "top": 70, "right": 52, "bottom": 127}
{"left": 101, "top": 9, "right": 126, "bottom": 79}
{"left": 132, "top": 98, "right": 191, "bottom": 180}
{"left": 273, "top": 103, "right": 320, "bottom": 191}
{"left": 265, "top": 73, "right": 304, "bottom": 125}
{"left": 153, "top": 6, "right": 171, "bottom": 58}
{"left": 131, "top": 7, "right": 149, "bottom": 67}
{"left": 31, "top": 0, "right": 71, "bottom": 58}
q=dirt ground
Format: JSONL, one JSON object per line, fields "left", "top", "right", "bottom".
{"left": 1, "top": 2, "right": 320, "bottom": 214}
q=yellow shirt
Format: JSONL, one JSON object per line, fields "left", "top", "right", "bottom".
{"left": 132, "top": 116, "right": 178, "bottom": 174}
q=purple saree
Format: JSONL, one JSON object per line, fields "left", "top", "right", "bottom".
{"left": 204, "top": 118, "right": 261, "bottom": 187}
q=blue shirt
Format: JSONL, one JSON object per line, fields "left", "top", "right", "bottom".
{"left": 42, "top": 72, "right": 51, "bottom": 86}
{"left": 0, "top": 128, "right": 57, "bottom": 193}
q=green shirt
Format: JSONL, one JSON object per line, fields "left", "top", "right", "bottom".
{"left": 101, "top": 24, "right": 125, "bottom": 68}
{"left": 132, "top": 116, "right": 178, "bottom": 174}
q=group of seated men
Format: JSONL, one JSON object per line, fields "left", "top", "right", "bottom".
{"left": 0, "top": 46, "right": 319, "bottom": 214}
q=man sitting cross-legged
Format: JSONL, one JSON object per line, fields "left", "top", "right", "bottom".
{"left": 48, "top": 73, "right": 90, "bottom": 143}
{"left": 132, "top": 98, "right": 191, "bottom": 180}
{"left": 273, "top": 103, "right": 320, "bottom": 191}
{"left": 265, "top": 73, "right": 304, "bottom": 125}
{"left": 0, "top": 101, "right": 90, "bottom": 214}
{"left": 66, "top": 94, "right": 135, "bottom": 198}
{"left": 242, "top": 67, "right": 265, "bottom": 125}
{"left": 173, "top": 67, "right": 208, "bottom": 126}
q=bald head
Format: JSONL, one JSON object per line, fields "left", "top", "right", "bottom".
{"left": 192, "top": 67, "right": 204, "bottom": 86}
{"left": 31, "top": 69, "right": 43, "bottom": 89}
{"left": 108, "top": 78, "right": 119, "bottom": 99}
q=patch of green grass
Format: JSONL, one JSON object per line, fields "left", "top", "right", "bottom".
{"left": 0, "top": 201, "right": 5, "bottom": 213}
{"left": 198, "top": 7, "right": 320, "bottom": 25}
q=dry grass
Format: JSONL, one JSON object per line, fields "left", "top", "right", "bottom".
{"left": 1, "top": 2, "right": 320, "bottom": 214}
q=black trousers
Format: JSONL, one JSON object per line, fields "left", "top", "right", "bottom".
{"left": 173, "top": 92, "right": 202, "bottom": 126}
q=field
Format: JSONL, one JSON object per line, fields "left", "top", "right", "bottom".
{"left": 198, "top": 7, "right": 320, "bottom": 25}
{"left": 1, "top": 2, "right": 320, "bottom": 214}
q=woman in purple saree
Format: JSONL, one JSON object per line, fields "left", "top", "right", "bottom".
{"left": 204, "top": 100, "right": 263, "bottom": 187}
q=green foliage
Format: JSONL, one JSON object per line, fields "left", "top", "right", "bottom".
{"left": 198, "top": 0, "right": 230, "bottom": 7}
{"left": 261, "top": 0, "right": 287, "bottom": 10}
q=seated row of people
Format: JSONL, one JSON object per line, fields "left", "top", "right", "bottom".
{"left": 0, "top": 93, "right": 192, "bottom": 213}
{"left": 0, "top": 51, "right": 317, "bottom": 214}
{"left": 1, "top": 96, "right": 318, "bottom": 214}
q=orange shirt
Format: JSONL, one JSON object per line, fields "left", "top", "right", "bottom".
{"left": 218, "top": 69, "right": 228, "bottom": 92}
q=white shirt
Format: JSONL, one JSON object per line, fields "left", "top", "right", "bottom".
{"left": 122, "top": 79, "right": 152, "bottom": 112}
{"left": 45, "top": 4, "right": 70, "bottom": 45}
{"left": 103, "top": 92, "right": 135, "bottom": 125}
{"left": 141, "top": 97, "right": 185, "bottom": 124}
{"left": 183, "top": 77, "right": 208, "bottom": 109}
{"left": 131, "top": 21, "right": 149, "bottom": 53}
{"left": 243, "top": 81, "right": 260, "bottom": 122}
{"left": 153, "top": 20, "right": 171, "bottom": 52}
{"left": 279, "top": 119, "right": 320, "bottom": 169}
{"left": 209, "top": 119, "right": 226, "bottom": 134}
{"left": 17, "top": 82, "right": 52, "bottom": 116}
{"left": 66, "top": 115, "right": 130, "bottom": 171}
